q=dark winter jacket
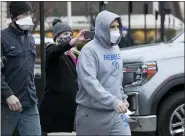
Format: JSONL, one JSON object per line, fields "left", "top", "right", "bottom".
{"left": 1, "top": 24, "right": 38, "bottom": 107}
{"left": 119, "top": 34, "right": 135, "bottom": 48}
{"left": 39, "top": 39, "right": 78, "bottom": 133}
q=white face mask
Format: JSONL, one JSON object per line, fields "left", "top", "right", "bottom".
{"left": 110, "top": 30, "right": 120, "bottom": 44}
{"left": 16, "top": 16, "right": 34, "bottom": 30}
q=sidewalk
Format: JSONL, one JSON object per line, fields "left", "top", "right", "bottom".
{"left": 48, "top": 132, "right": 76, "bottom": 136}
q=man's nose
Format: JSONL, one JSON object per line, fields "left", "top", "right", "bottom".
{"left": 113, "top": 28, "right": 119, "bottom": 31}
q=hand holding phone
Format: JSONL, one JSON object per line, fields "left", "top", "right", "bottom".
{"left": 84, "top": 31, "right": 95, "bottom": 40}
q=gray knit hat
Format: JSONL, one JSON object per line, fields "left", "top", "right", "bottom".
{"left": 52, "top": 19, "right": 73, "bottom": 41}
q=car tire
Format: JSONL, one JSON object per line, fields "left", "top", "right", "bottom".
{"left": 157, "top": 90, "right": 185, "bottom": 136}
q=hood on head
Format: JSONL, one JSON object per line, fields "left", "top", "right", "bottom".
{"left": 94, "top": 10, "right": 123, "bottom": 48}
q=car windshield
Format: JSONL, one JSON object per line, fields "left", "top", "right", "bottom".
{"left": 168, "top": 32, "right": 184, "bottom": 43}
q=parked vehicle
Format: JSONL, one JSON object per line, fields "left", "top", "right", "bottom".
{"left": 121, "top": 32, "right": 184, "bottom": 136}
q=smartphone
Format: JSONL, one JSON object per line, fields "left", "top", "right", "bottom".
{"left": 84, "top": 31, "right": 95, "bottom": 40}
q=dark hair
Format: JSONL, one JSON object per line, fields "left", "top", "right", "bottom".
{"left": 52, "top": 18, "right": 62, "bottom": 27}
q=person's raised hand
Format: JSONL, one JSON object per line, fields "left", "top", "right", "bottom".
{"left": 69, "top": 29, "right": 89, "bottom": 46}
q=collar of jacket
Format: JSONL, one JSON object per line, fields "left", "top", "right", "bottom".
{"left": 9, "top": 23, "right": 29, "bottom": 36}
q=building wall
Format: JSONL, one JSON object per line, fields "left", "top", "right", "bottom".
{"left": 179, "top": 2, "right": 184, "bottom": 19}
{"left": 51, "top": 1, "right": 153, "bottom": 16}
{"left": 1, "top": 1, "right": 184, "bottom": 29}
{"left": 4, "top": 2, "right": 183, "bottom": 19}
{"left": 5, "top": 1, "right": 154, "bottom": 17}
{"left": 0, "top": 1, "right": 7, "bottom": 29}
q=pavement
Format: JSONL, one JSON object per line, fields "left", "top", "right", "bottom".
{"left": 48, "top": 132, "right": 76, "bottom": 136}
{"left": 47, "top": 132, "right": 154, "bottom": 136}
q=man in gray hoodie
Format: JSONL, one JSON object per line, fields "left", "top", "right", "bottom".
{"left": 76, "top": 10, "right": 131, "bottom": 135}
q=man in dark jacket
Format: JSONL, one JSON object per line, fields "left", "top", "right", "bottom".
{"left": 1, "top": 2, "right": 41, "bottom": 136}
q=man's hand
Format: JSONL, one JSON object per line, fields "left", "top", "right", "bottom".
{"left": 123, "top": 99, "right": 129, "bottom": 109}
{"left": 114, "top": 101, "right": 128, "bottom": 113}
{"left": 6, "top": 95, "right": 22, "bottom": 112}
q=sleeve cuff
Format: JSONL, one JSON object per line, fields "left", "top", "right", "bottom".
{"left": 111, "top": 98, "right": 121, "bottom": 110}
{"left": 3, "top": 89, "right": 14, "bottom": 100}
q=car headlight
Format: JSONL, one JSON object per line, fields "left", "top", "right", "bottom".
{"left": 123, "top": 62, "right": 157, "bottom": 87}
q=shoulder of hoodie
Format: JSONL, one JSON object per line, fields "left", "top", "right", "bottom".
{"left": 81, "top": 39, "right": 120, "bottom": 54}
{"left": 80, "top": 39, "right": 98, "bottom": 55}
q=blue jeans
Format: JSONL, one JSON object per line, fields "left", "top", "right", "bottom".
{"left": 1, "top": 104, "right": 41, "bottom": 136}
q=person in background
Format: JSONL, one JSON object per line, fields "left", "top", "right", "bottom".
{"left": 75, "top": 10, "right": 131, "bottom": 135}
{"left": 39, "top": 19, "right": 87, "bottom": 133}
{"left": 119, "top": 26, "right": 135, "bottom": 48}
{"left": 1, "top": 2, "right": 41, "bottom": 136}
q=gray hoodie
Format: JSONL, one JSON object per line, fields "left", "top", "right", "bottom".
{"left": 76, "top": 10, "right": 127, "bottom": 110}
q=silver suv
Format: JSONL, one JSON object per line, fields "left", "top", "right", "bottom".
{"left": 121, "top": 32, "right": 184, "bottom": 136}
